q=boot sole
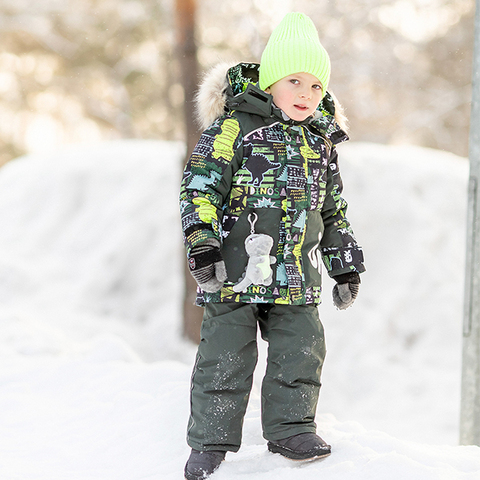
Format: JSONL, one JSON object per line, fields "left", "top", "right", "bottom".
{"left": 267, "top": 442, "right": 332, "bottom": 461}
{"left": 184, "top": 463, "right": 223, "bottom": 480}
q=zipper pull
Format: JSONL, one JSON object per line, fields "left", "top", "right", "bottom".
{"left": 248, "top": 212, "right": 258, "bottom": 234}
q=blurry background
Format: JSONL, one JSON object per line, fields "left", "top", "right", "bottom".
{"left": 0, "top": 0, "right": 475, "bottom": 168}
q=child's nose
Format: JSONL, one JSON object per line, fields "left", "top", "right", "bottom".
{"left": 300, "top": 88, "right": 311, "bottom": 99}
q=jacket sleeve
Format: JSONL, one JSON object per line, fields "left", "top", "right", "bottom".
{"left": 320, "top": 146, "right": 366, "bottom": 277}
{"left": 179, "top": 115, "right": 243, "bottom": 255}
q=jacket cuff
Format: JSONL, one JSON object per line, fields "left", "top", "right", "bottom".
{"left": 184, "top": 224, "right": 220, "bottom": 254}
{"left": 322, "top": 246, "right": 366, "bottom": 277}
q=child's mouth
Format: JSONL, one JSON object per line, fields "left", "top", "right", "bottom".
{"left": 294, "top": 105, "right": 308, "bottom": 111}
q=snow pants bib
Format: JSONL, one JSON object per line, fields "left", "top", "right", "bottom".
{"left": 187, "top": 302, "right": 326, "bottom": 452}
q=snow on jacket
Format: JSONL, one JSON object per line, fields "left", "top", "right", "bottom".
{"left": 180, "top": 63, "right": 365, "bottom": 306}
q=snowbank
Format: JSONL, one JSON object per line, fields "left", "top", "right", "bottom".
{"left": 319, "top": 142, "right": 469, "bottom": 444}
{"left": 0, "top": 140, "right": 190, "bottom": 363}
{"left": 0, "top": 140, "right": 478, "bottom": 479}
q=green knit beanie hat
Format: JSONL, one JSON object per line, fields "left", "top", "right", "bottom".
{"left": 259, "top": 12, "right": 331, "bottom": 96}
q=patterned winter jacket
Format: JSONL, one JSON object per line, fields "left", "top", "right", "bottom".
{"left": 180, "top": 63, "right": 365, "bottom": 306}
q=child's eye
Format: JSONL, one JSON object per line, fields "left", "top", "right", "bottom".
{"left": 313, "top": 84, "right": 322, "bottom": 91}
{"left": 289, "top": 79, "right": 300, "bottom": 85}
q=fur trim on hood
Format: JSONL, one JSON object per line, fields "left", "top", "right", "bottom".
{"left": 195, "top": 63, "right": 231, "bottom": 131}
{"left": 195, "top": 62, "right": 349, "bottom": 134}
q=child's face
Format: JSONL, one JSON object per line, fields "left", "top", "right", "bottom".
{"left": 266, "top": 72, "right": 323, "bottom": 122}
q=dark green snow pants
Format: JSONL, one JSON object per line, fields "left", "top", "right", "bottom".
{"left": 187, "top": 302, "right": 326, "bottom": 452}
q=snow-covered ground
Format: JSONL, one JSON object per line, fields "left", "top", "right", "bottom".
{"left": 0, "top": 140, "right": 479, "bottom": 479}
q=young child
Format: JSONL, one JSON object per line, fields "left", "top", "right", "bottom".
{"left": 180, "top": 12, "right": 365, "bottom": 480}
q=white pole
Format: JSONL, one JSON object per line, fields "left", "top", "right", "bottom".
{"left": 460, "top": 0, "right": 480, "bottom": 447}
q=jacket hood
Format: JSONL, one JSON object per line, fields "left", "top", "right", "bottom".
{"left": 195, "top": 62, "right": 349, "bottom": 144}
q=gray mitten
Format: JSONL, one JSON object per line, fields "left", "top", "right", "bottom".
{"left": 332, "top": 272, "right": 361, "bottom": 310}
{"left": 188, "top": 239, "right": 227, "bottom": 293}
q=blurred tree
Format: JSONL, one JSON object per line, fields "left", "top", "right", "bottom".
{"left": 175, "top": 0, "right": 203, "bottom": 343}
{"left": 0, "top": 0, "right": 182, "bottom": 167}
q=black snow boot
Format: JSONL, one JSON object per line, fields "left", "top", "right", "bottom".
{"left": 267, "top": 432, "right": 331, "bottom": 460}
{"left": 184, "top": 449, "right": 226, "bottom": 480}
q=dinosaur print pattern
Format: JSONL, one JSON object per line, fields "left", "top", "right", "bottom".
{"left": 243, "top": 143, "right": 281, "bottom": 186}
{"left": 187, "top": 170, "right": 222, "bottom": 191}
{"left": 180, "top": 113, "right": 364, "bottom": 307}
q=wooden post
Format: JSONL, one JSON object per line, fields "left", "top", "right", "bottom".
{"left": 175, "top": 0, "right": 203, "bottom": 343}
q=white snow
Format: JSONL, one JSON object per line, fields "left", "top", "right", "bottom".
{"left": 0, "top": 139, "right": 479, "bottom": 479}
